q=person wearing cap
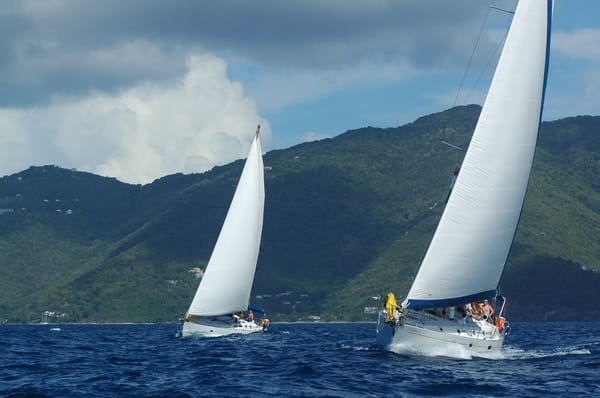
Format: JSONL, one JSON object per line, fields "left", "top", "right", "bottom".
{"left": 481, "top": 299, "right": 494, "bottom": 322}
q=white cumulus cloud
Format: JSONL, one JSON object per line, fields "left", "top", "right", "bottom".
{"left": 553, "top": 28, "right": 600, "bottom": 61}
{"left": 0, "top": 53, "right": 267, "bottom": 184}
{"left": 302, "top": 131, "right": 332, "bottom": 142}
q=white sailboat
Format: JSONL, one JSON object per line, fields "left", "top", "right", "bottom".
{"left": 182, "top": 126, "right": 268, "bottom": 338}
{"left": 377, "top": 0, "right": 552, "bottom": 353}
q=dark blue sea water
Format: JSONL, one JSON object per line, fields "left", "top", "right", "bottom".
{"left": 1, "top": 322, "right": 599, "bottom": 397}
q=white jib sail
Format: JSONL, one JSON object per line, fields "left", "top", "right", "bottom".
{"left": 406, "top": 0, "right": 552, "bottom": 309}
{"left": 187, "top": 132, "right": 265, "bottom": 316}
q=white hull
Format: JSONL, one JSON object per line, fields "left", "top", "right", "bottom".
{"left": 376, "top": 310, "right": 505, "bottom": 355}
{"left": 182, "top": 316, "right": 264, "bottom": 338}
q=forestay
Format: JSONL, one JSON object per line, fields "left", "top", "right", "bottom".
{"left": 406, "top": 0, "right": 552, "bottom": 310}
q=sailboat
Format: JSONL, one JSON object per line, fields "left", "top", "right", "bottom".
{"left": 377, "top": 0, "right": 552, "bottom": 353}
{"left": 182, "top": 126, "right": 268, "bottom": 338}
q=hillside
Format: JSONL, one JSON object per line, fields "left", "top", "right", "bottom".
{"left": 1, "top": 105, "right": 599, "bottom": 323}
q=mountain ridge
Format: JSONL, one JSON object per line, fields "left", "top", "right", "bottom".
{"left": 1, "top": 105, "right": 599, "bottom": 323}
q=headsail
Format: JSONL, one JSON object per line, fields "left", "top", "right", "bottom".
{"left": 186, "top": 127, "right": 265, "bottom": 316}
{"left": 406, "top": 0, "right": 552, "bottom": 310}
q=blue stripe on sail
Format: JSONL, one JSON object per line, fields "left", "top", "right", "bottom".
{"left": 540, "top": 0, "right": 552, "bottom": 118}
{"left": 406, "top": 290, "right": 497, "bottom": 310}
{"left": 248, "top": 304, "right": 265, "bottom": 313}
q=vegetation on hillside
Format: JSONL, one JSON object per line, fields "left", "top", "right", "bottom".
{"left": 1, "top": 106, "right": 598, "bottom": 323}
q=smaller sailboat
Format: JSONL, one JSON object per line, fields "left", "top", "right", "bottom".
{"left": 182, "top": 126, "right": 269, "bottom": 338}
{"left": 377, "top": 0, "right": 552, "bottom": 353}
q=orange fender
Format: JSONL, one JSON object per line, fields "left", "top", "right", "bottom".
{"left": 495, "top": 316, "right": 505, "bottom": 330}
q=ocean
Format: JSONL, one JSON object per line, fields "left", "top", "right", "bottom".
{"left": 1, "top": 322, "right": 599, "bottom": 397}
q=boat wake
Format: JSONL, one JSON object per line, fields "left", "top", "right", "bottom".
{"left": 493, "top": 345, "right": 592, "bottom": 360}
{"left": 388, "top": 342, "right": 476, "bottom": 360}
{"left": 383, "top": 343, "right": 592, "bottom": 361}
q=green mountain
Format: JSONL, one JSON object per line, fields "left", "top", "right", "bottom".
{"left": 1, "top": 105, "right": 599, "bottom": 323}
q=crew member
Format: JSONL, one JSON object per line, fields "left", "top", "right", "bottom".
{"left": 481, "top": 299, "right": 494, "bottom": 322}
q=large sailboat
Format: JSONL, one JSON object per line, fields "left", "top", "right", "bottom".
{"left": 182, "top": 126, "right": 268, "bottom": 338}
{"left": 377, "top": 0, "right": 552, "bottom": 353}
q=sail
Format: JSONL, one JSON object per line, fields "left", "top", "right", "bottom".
{"left": 187, "top": 130, "right": 265, "bottom": 316}
{"left": 406, "top": 0, "right": 552, "bottom": 310}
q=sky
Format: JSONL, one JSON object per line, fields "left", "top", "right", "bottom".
{"left": 0, "top": 0, "right": 598, "bottom": 184}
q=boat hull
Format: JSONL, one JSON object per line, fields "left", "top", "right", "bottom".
{"left": 376, "top": 310, "right": 505, "bottom": 355}
{"left": 181, "top": 316, "right": 264, "bottom": 338}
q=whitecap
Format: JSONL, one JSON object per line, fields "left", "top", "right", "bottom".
{"left": 341, "top": 344, "right": 371, "bottom": 351}
{"left": 492, "top": 346, "right": 592, "bottom": 360}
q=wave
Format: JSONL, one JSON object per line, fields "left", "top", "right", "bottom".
{"left": 382, "top": 342, "right": 593, "bottom": 361}
{"left": 340, "top": 343, "right": 372, "bottom": 351}
{"left": 494, "top": 345, "right": 592, "bottom": 360}
{"left": 388, "top": 342, "right": 476, "bottom": 360}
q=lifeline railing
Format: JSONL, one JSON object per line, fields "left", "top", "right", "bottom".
{"left": 402, "top": 309, "right": 500, "bottom": 339}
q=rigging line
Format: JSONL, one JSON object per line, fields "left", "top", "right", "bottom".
{"left": 464, "top": 3, "right": 515, "bottom": 104}
{"left": 440, "top": 140, "right": 464, "bottom": 151}
{"left": 490, "top": 5, "right": 515, "bottom": 15}
{"left": 451, "top": 2, "right": 494, "bottom": 107}
{"left": 464, "top": 29, "right": 506, "bottom": 104}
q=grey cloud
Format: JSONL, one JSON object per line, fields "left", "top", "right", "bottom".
{"left": 0, "top": 0, "right": 509, "bottom": 107}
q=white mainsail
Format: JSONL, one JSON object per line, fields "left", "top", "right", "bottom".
{"left": 406, "top": 0, "right": 552, "bottom": 309}
{"left": 186, "top": 129, "right": 265, "bottom": 317}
